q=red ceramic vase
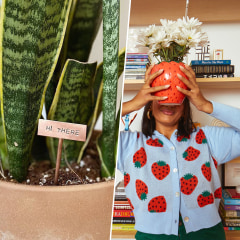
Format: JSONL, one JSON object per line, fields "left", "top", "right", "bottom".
{"left": 150, "top": 61, "right": 189, "bottom": 105}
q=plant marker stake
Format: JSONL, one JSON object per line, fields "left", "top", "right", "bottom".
{"left": 55, "top": 138, "right": 63, "bottom": 185}
{"left": 38, "top": 119, "right": 87, "bottom": 185}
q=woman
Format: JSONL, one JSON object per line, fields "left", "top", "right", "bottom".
{"left": 117, "top": 64, "right": 240, "bottom": 240}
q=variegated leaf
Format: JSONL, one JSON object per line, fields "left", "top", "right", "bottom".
{"left": 47, "top": 60, "right": 97, "bottom": 165}
{"left": 0, "top": 0, "right": 72, "bottom": 181}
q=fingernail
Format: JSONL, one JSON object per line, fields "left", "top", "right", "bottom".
{"left": 162, "top": 96, "right": 168, "bottom": 100}
{"left": 165, "top": 84, "right": 170, "bottom": 88}
{"left": 176, "top": 86, "right": 181, "bottom": 90}
{"left": 177, "top": 73, "right": 182, "bottom": 77}
{"left": 158, "top": 69, "right": 164, "bottom": 73}
{"left": 179, "top": 65, "right": 184, "bottom": 70}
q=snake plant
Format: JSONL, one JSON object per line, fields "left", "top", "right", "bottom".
{"left": 0, "top": 0, "right": 124, "bottom": 182}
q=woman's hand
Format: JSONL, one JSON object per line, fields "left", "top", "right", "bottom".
{"left": 122, "top": 65, "right": 170, "bottom": 116}
{"left": 177, "top": 64, "right": 213, "bottom": 114}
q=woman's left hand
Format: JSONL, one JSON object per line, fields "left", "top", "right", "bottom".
{"left": 177, "top": 65, "right": 213, "bottom": 114}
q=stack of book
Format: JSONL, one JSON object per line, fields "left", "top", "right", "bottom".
{"left": 125, "top": 53, "right": 149, "bottom": 80}
{"left": 190, "top": 60, "right": 234, "bottom": 78}
{"left": 219, "top": 189, "right": 240, "bottom": 230}
{"left": 112, "top": 180, "right": 135, "bottom": 232}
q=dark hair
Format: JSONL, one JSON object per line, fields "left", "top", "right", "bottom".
{"left": 142, "top": 98, "right": 196, "bottom": 138}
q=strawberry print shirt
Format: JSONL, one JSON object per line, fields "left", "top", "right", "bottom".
{"left": 117, "top": 101, "right": 240, "bottom": 235}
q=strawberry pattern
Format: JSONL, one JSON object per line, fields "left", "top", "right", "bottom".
{"left": 124, "top": 172, "right": 130, "bottom": 187}
{"left": 180, "top": 174, "right": 198, "bottom": 195}
{"left": 133, "top": 147, "right": 147, "bottom": 168}
{"left": 197, "top": 191, "right": 214, "bottom": 207}
{"left": 151, "top": 161, "right": 170, "bottom": 180}
{"left": 146, "top": 138, "right": 163, "bottom": 147}
{"left": 148, "top": 196, "right": 167, "bottom": 213}
{"left": 201, "top": 162, "right": 212, "bottom": 181}
{"left": 195, "top": 129, "right": 207, "bottom": 144}
{"left": 183, "top": 146, "right": 200, "bottom": 161}
{"left": 136, "top": 179, "right": 148, "bottom": 201}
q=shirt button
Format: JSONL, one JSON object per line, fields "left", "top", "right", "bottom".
{"left": 170, "top": 146, "right": 175, "bottom": 150}
{"left": 184, "top": 217, "right": 189, "bottom": 222}
{"left": 175, "top": 192, "right": 180, "bottom": 197}
{"left": 173, "top": 168, "right": 178, "bottom": 173}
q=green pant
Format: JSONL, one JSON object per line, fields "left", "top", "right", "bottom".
{"left": 135, "top": 221, "right": 226, "bottom": 240}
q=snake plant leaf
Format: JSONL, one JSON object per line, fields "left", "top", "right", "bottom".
{"left": 0, "top": 0, "right": 72, "bottom": 182}
{"left": 77, "top": 48, "right": 125, "bottom": 164}
{"left": 0, "top": 112, "right": 8, "bottom": 169}
{"left": 45, "top": 0, "right": 103, "bottom": 114}
{"left": 47, "top": 60, "right": 97, "bottom": 166}
{"left": 66, "top": 0, "right": 103, "bottom": 62}
{"left": 98, "top": 0, "right": 120, "bottom": 177}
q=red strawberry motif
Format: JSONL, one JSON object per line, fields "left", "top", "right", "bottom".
{"left": 124, "top": 173, "right": 130, "bottom": 187}
{"left": 151, "top": 161, "right": 170, "bottom": 180}
{"left": 180, "top": 174, "right": 198, "bottom": 195}
{"left": 137, "top": 132, "right": 140, "bottom": 138}
{"left": 133, "top": 147, "right": 147, "bottom": 168}
{"left": 126, "top": 198, "right": 134, "bottom": 210}
{"left": 197, "top": 191, "right": 214, "bottom": 207}
{"left": 212, "top": 156, "right": 218, "bottom": 169}
{"left": 150, "top": 61, "right": 189, "bottom": 104}
{"left": 177, "top": 135, "right": 190, "bottom": 142}
{"left": 146, "top": 138, "right": 163, "bottom": 147}
{"left": 201, "top": 162, "right": 212, "bottom": 181}
{"left": 214, "top": 187, "right": 222, "bottom": 199}
{"left": 136, "top": 179, "right": 148, "bottom": 201}
{"left": 183, "top": 146, "right": 200, "bottom": 161}
{"left": 148, "top": 196, "right": 167, "bottom": 212}
{"left": 196, "top": 129, "right": 207, "bottom": 144}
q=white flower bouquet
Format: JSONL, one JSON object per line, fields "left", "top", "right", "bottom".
{"left": 137, "top": 17, "right": 208, "bottom": 62}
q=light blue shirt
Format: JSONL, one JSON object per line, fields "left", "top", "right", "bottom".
{"left": 117, "top": 101, "right": 240, "bottom": 235}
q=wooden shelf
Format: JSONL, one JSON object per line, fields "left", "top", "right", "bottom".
{"left": 112, "top": 230, "right": 240, "bottom": 240}
{"left": 124, "top": 77, "right": 240, "bottom": 91}
{"left": 130, "top": 0, "right": 240, "bottom": 26}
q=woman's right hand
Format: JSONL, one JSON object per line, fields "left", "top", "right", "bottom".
{"left": 122, "top": 65, "right": 170, "bottom": 116}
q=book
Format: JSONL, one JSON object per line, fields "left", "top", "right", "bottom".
{"left": 112, "top": 217, "right": 135, "bottom": 224}
{"left": 126, "top": 61, "right": 148, "bottom": 65}
{"left": 196, "top": 73, "right": 234, "bottom": 78}
{"left": 112, "top": 224, "right": 135, "bottom": 231}
{"left": 126, "top": 58, "right": 149, "bottom": 62}
{"left": 127, "top": 53, "right": 148, "bottom": 59}
{"left": 226, "top": 189, "right": 240, "bottom": 199}
{"left": 125, "top": 75, "right": 145, "bottom": 80}
{"left": 223, "top": 226, "right": 240, "bottom": 230}
{"left": 192, "top": 65, "right": 234, "bottom": 74}
{"left": 191, "top": 60, "right": 231, "bottom": 65}
{"left": 113, "top": 209, "right": 134, "bottom": 218}
{"left": 222, "top": 189, "right": 240, "bottom": 205}
{"left": 125, "top": 65, "right": 146, "bottom": 69}
{"left": 220, "top": 203, "right": 240, "bottom": 217}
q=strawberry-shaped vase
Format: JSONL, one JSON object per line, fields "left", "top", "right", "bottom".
{"left": 151, "top": 61, "right": 189, "bottom": 105}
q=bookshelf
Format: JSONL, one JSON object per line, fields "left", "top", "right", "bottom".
{"left": 124, "top": 78, "right": 240, "bottom": 91}
{"left": 130, "top": 0, "right": 240, "bottom": 26}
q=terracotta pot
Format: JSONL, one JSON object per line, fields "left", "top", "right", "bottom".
{"left": 151, "top": 61, "right": 189, "bottom": 105}
{"left": 0, "top": 180, "right": 114, "bottom": 240}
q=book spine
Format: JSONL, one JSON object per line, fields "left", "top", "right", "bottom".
{"left": 127, "top": 54, "right": 148, "bottom": 59}
{"left": 192, "top": 65, "right": 234, "bottom": 74}
{"left": 196, "top": 73, "right": 234, "bottom": 78}
{"left": 124, "top": 75, "right": 145, "bottom": 80}
{"left": 113, "top": 209, "right": 134, "bottom": 218}
{"left": 125, "top": 65, "right": 146, "bottom": 69}
{"left": 112, "top": 217, "right": 135, "bottom": 224}
{"left": 191, "top": 60, "right": 231, "bottom": 65}
{"left": 127, "top": 58, "right": 149, "bottom": 62}
{"left": 114, "top": 205, "right": 132, "bottom": 210}
{"left": 112, "top": 224, "right": 135, "bottom": 231}
{"left": 223, "top": 204, "right": 240, "bottom": 211}
{"left": 224, "top": 226, "right": 240, "bottom": 230}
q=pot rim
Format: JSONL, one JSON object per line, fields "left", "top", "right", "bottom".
{"left": 0, "top": 178, "right": 115, "bottom": 193}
